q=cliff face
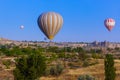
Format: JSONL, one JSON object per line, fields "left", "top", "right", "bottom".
{"left": 0, "top": 38, "right": 13, "bottom": 45}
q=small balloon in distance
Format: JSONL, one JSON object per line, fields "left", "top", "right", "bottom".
{"left": 20, "top": 25, "right": 24, "bottom": 29}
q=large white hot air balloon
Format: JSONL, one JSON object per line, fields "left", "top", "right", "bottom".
{"left": 104, "top": 18, "right": 115, "bottom": 31}
{"left": 37, "top": 12, "right": 63, "bottom": 40}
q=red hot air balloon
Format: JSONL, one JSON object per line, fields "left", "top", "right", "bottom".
{"left": 104, "top": 18, "right": 115, "bottom": 31}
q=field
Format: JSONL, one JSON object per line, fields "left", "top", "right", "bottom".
{"left": 0, "top": 46, "right": 120, "bottom": 80}
{"left": 40, "top": 59, "right": 120, "bottom": 80}
{"left": 0, "top": 57, "right": 120, "bottom": 80}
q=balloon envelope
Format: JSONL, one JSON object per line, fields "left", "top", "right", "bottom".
{"left": 104, "top": 18, "right": 115, "bottom": 31}
{"left": 37, "top": 12, "right": 63, "bottom": 40}
{"left": 20, "top": 25, "right": 24, "bottom": 29}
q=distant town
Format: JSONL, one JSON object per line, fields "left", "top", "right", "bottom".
{"left": 0, "top": 37, "right": 120, "bottom": 49}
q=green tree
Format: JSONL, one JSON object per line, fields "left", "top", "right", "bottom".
{"left": 72, "top": 47, "right": 84, "bottom": 53}
{"left": 10, "top": 46, "right": 22, "bottom": 56}
{"left": 13, "top": 53, "right": 46, "bottom": 80}
{"left": 104, "top": 54, "right": 116, "bottom": 80}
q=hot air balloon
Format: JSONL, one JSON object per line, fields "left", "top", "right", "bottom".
{"left": 20, "top": 25, "right": 24, "bottom": 29}
{"left": 104, "top": 18, "right": 115, "bottom": 31}
{"left": 37, "top": 12, "right": 63, "bottom": 40}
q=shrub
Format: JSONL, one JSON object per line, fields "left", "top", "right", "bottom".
{"left": 2, "top": 60, "right": 11, "bottom": 69}
{"left": 77, "top": 74, "right": 96, "bottom": 80}
{"left": 92, "top": 53, "right": 99, "bottom": 59}
{"left": 82, "top": 60, "right": 90, "bottom": 67}
{"left": 44, "top": 67, "right": 51, "bottom": 76}
{"left": 50, "top": 63, "right": 64, "bottom": 76}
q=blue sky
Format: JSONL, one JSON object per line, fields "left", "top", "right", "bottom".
{"left": 0, "top": 0, "right": 120, "bottom": 42}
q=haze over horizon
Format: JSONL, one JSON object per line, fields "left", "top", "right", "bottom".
{"left": 0, "top": 0, "right": 120, "bottom": 42}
